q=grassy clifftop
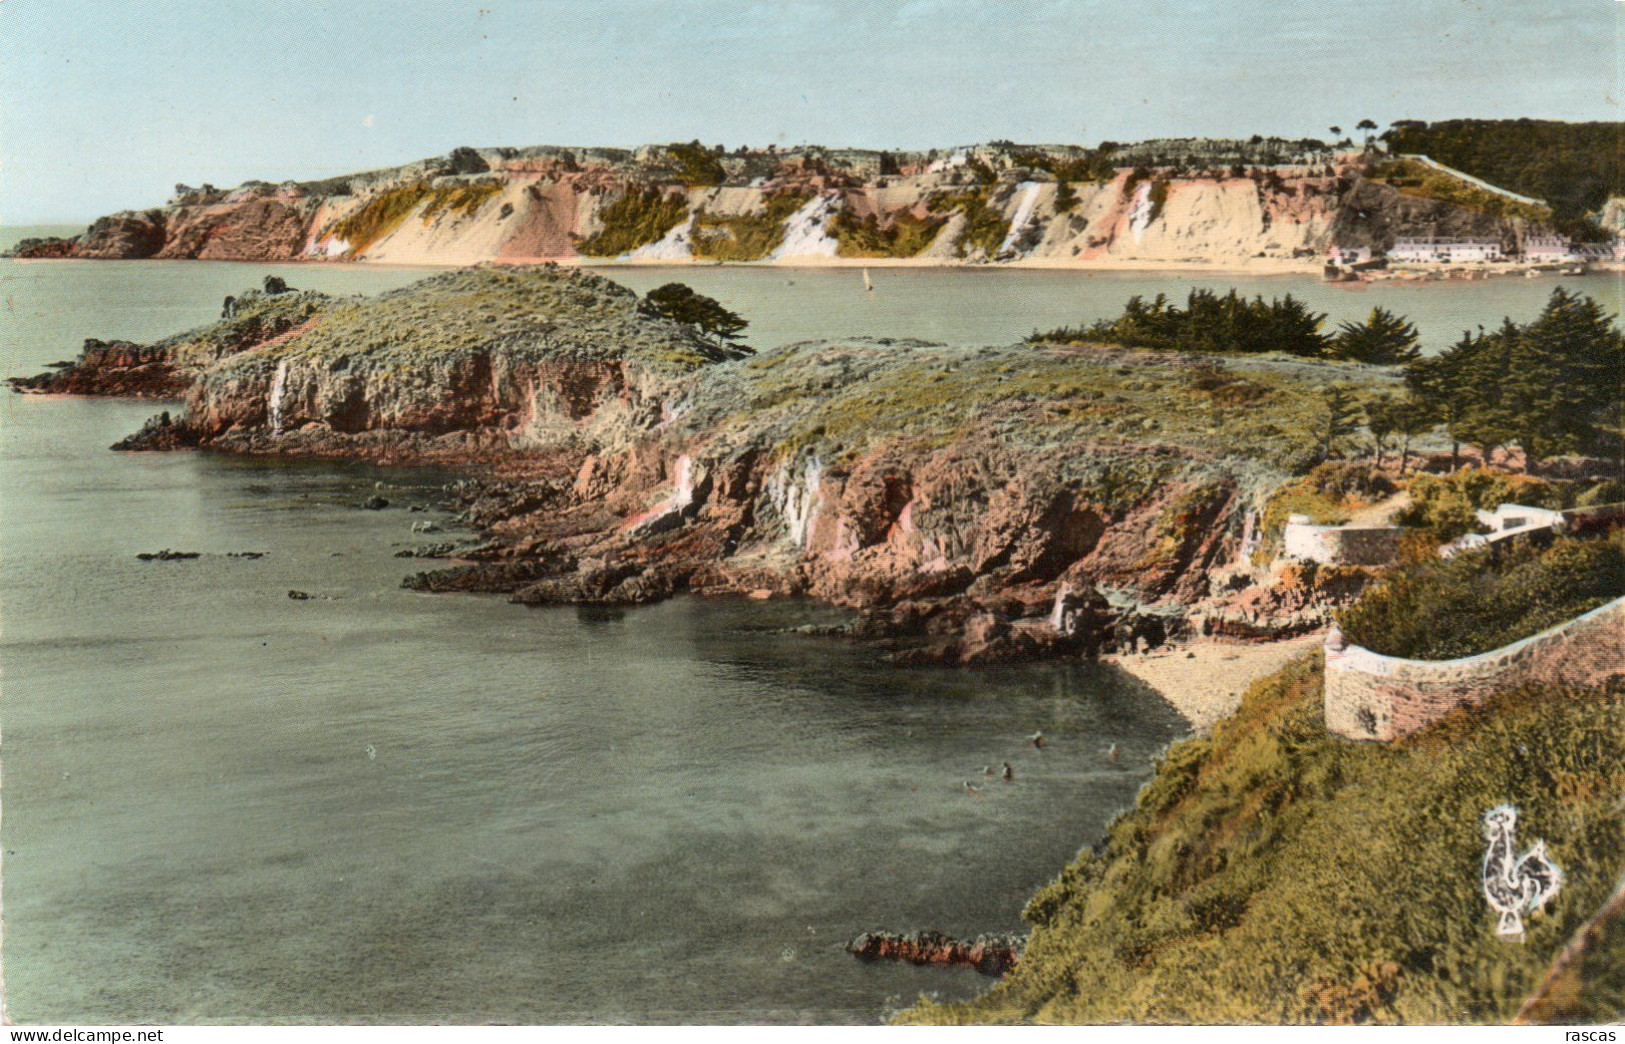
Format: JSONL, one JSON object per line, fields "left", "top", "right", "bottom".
{"left": 214, "top": 265, "right": 738, "bottom": 373}
{"left": 686, "top": 340, "right": 1394, "bottom": 485}
{"left": 904, "top": 655, "right": 1625, "bottom": 1024}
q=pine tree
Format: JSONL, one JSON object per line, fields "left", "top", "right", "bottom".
{"left": 644, "top": 283, "right": 751, "bottom": 349}
{"left": 1391, "top": 396, "right": 1436, "bottom": 476}
{"left": 1319, "top": 386, "right": 1361, "bottom": 462}
{"left": 1329, "top": 307, "right": 1421, "bottom": 365}
{"left": 1365, "top": 395, "right": 1397, "bottom": 468}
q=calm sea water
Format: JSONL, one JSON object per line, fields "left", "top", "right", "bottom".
{"left": 0, "top": 253, "right": 1617, "bottom": 1023}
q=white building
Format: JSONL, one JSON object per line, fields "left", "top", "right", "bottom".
{"left": 1388, "top": 236, "right": 1504, "bottom": 263}
{"left": 1521, "top": 234, "right": 1573, "bottom": 261}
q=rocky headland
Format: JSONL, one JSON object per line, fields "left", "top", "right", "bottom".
{"left": 10, "top": 264, "right": 1395, "bottom": 666}
{"left": 6, "top": 138, "right": 1564, "bottom": 270}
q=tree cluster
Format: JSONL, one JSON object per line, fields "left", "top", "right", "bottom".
{"left": 1402, "top": 287, "right": 1623, "bottom": 472}
{"left": 1381, "top": 118, "right": 1623, "bottom": 229}
{"left": 1030, "top": 290, "right": 1333, "bottom": 357}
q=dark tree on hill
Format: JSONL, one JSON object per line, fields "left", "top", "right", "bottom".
{"left": 1365, "top": 394, "right": 1397, "bottom": 468}
{"left": 1319, "top": 386, "right": 1361, "bottom": 462}
{"left": 667, "top": 141, "right": 726, "bottom": 187}
{"left": 446, "top": 146, "right": 490, "bottom": 176}
{"left": 1055, "top": 180, "right": 1078, "bottom": 212}
{"left": 1329, "top": 307, "right": 1421, "bottom": 365}
{"left": 1389, "top": 396, "right": 1435, "bottom": 476}
{"left": 1357, "top": 119, "right": 1378, "bottom": 147}
{"left": 645, "top": 283, "right": 750, "bottom": 349}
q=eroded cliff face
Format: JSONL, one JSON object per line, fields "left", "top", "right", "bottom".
{"left": 14, "top": 142, "right": 1543, "bottom": 268}
{"left": 17, "top": 264, "right": 1379, "bottom": 664}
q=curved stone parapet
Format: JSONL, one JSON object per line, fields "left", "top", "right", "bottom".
{"left": 1325, "top": 597, "right": 1625, "bottom": 741}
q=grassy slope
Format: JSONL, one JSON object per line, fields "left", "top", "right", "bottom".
{"left": 1369, "top": 158, "right": 1552, "bottom": 223}
{"left": 904, "top": 655, "right": 1625, "bottom": 1024}
{"left": 152, "top": 290, "right": 337, "bottom": 369}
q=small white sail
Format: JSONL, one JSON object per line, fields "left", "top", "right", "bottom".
{"left": 862, "top": 268, "right": 873, "bottom": 292}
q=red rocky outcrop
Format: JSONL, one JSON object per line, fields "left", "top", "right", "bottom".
{"left": 847, "top": 930, "right": 1024, "bottom": 977}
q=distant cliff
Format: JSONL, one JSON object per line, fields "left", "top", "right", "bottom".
{"left": 9, "top": 139, "right": 1554, "bottom": 268}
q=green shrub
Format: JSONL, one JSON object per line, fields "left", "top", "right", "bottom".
{"left": 1338, "top": 529, "right": 1625, "bottom": 659}
{"left": 1398, "top": 470, "right": 1565, "bottom": 543}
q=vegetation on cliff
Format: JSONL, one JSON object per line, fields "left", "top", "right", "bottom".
{"left": 691, "top": 194, "right": 810, "bottom": 261}
{"left": 904, "top": 655, "right": 1625, "bottom": 1024}
{"left": 930, "top": 187, "right": 1009, "bottom": 258}
{"left": 331, "top": 183, "right": 437, "bottom": 255}
{"left": 1251, "top": 461, "right": 1394, "bottom": 562}
{"left": 1338, "top": 529, "right": 1625, "bottom": 660}
{"left": 830, "top": 208, "right": 947, "bottom": 258}
{"left": 1382, "top": 119, "right": 1623, "bottom": 227}
{"left": 326, "top": 178, "right": 505, "bottom": 256}
{"left": 575, "top": 187, "right": 690, "bottom": 257}
{"left": 1368, "top": 158, "right": 1552, "bottom": 224}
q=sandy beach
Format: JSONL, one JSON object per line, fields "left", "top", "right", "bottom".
{"left": 1110, "top": 633, "right": 1326, "bottom": 732}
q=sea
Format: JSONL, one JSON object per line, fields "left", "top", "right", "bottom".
{"left": 0, "top": 230, "right": 1616, "bottom": 1022}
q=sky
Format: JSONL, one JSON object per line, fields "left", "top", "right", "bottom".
{"left": 1, "top": 0, "right": 1618, "bottom": 223}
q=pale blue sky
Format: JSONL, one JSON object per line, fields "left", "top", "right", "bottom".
{"left": 1, "top": 0, "right": 1617, "bottom": 223}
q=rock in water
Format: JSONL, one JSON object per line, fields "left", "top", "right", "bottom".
{"left": 846, "top": 930, "right": 1024, "bottom": 976}
{"left": 361, "top": 496, "right": 390, "bottom": 511}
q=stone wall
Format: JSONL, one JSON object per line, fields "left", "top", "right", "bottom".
{"left": 1282, "top": 516, "right": 1403, "bottom": 566}
{"left": 1325, "top": 597, "right": 1625, "bottom": 741}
